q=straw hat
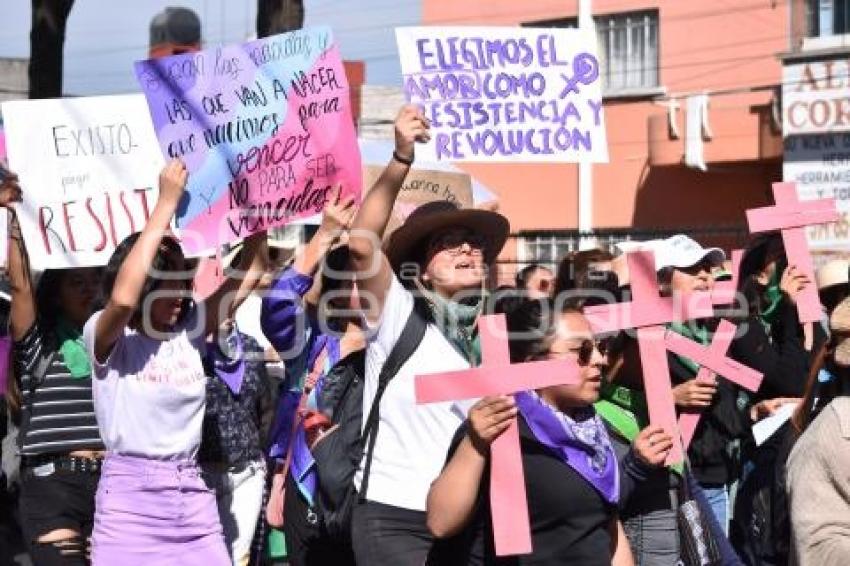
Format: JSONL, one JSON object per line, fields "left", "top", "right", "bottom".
{"left": 384, "top": 200, "right": 509, "bottom": 271}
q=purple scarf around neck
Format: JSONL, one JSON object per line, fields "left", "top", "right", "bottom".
{"left": 207, "top": 327, "right": 245, "bottom": 395}
{"left": 515, "top": 390, "right": 619, "bottom": 505}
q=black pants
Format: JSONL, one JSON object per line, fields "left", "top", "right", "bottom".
{"left": 19, "top": 466, "right": 98, "bottom": 566}
{"left": 351, "top": 500, "right": 436, "bottom": 566}
{"left": 283, "top": 473, "right": 356, "bottom": 566}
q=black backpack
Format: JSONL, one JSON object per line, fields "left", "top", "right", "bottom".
{"left": 311, "top": 308, "right": 426, "bottom": 541}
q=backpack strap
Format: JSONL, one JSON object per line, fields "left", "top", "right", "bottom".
{"left": 358, "top": 307, "right": 427, "bottom": 501}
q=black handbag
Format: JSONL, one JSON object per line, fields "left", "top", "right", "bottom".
{"left": 677, "top": 471, "right": 722, "bottom": 566}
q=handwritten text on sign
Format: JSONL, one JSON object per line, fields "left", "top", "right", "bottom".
{"left": 395, "top": 27, "right": 608, "bottom": 163}
{"left": 1, "top": 94, "right": 164, "bottom": 269}
{"left": 134, "top": 26, "right": 361, "bottom": 254}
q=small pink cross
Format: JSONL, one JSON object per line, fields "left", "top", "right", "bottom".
{"left": 746, "top": 182, "right": 839, "bottom": 323}
{"left": 664, "top": 319, "right": 763, "bottom": 449}
{"left": 583, "top": 250, "right": 715, "bottom": 465}
{"left": 415, "top": 314, "right": 582, "bottom": 557}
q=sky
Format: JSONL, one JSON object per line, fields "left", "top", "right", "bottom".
{"left": 0, "top": 0, "right": 419, "bottom": 95}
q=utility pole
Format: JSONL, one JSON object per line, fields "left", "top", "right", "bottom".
{"left": 577, "top": 0, "right": 596, "bottom": 249}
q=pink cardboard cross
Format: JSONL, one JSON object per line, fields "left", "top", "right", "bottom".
{"left": 583, "top": 250, "right": 715, "bottom": 465}
{"left": 664, "top": 319, "right": 763, "bottom": 449}
{"left": 415, "top": 314, "right": 582, "bottom": 557}
{"left": 711, "top": 249, "right": 743, "bottom": 306}
{"left": 746, "top": 182, "right": 839, "bottom": 323}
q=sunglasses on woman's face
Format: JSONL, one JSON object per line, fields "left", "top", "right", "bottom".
{"left": 428, "top": 230, "right": 489, "bottom": 256}
{"left": 548, "top": 338, "right": 609, "bottom": 366}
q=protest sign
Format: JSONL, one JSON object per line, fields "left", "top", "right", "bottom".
{"left": 362, "top": 164, "right": 472, "bottom": 238}
{"left": 134, "top": 26, "right": 361, "bottom": 254}
{"left": 1, "top": 94, "right": 164, "bottom": 269}
{"left": 395, "top": 26, "right": 607, "bottom": 163}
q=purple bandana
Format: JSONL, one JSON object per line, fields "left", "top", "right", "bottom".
{"left": 207, "top": 328, "right": 245, "bottom": 395}
{"left": 515, "top": 390, "right": 619, "bottom": 504}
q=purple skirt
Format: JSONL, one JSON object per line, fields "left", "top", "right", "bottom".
{"left": 92, "top": 453, "right": 229, "bottom": 565}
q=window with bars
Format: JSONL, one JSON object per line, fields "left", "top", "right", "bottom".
{"left": 806, "top": 0, "right": 850, "bottom": 36}
{"left": 518, "top": 235, "right": 578, "bottom": 272}
{"left": 525, "top": 10, "right": 659, "bottom": 93}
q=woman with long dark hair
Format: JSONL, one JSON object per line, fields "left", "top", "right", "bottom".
{"left": 83, "top": 160, "right": 266, "bottom": 564}
{"left": 2, "top": 166, "right": 103, "bottom": 565}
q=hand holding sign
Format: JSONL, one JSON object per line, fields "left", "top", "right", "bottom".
{"left": 158, "top": 159, "right": 189, "bottom": 208}
{"left": 0, "top": 168, "right": 22, "bottom": 208}
{"left": 394, "top": 105, "right": 431, "bottom": 160}
{"left": 746, "top": 182, "right": 839, "bottom": 323}
{"left": 467, "top": 396, "right": 519, "bottom": 453}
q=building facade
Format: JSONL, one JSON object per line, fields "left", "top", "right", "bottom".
{"left": 421, "top": 0, "right": 791, "bottom": 275}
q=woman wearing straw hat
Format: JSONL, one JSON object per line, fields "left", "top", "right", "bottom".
{"left": 346, "top": 105, "right": 510, "bottom": 564}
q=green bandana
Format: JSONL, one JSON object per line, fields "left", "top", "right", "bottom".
{"left": 55, "top": 317, "right": 91, "bottom": 379}
{"left": 417, "top": 283, "right": 483, "bottom": 365}
{"left": 595, "top": 382, "right": 683, "bottom": 474}
{"left": 667, "top": 321, "right": 710, "bottom": 375}
{"left": 759, "top": 267, "right": 784, "bottom": 330}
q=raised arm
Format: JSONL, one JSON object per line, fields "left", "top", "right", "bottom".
{"left": 348, "top": 105, "right": 429, "bottom": 322}
{"left": 260, "top": 190, "right": 355, "bottom": 354}
{"left": 93, "top": 160, "right": 187, "bottom": 362}
{"left": 201, "top": 229, "right": 269, "bottom": 336}
{"left": 0, "top": 169, "right": 32, "bottom": 340}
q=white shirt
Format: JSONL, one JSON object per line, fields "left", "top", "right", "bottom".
{"left": 83, "top": 308, "right": 207, "bottom": 461}
{"left": 354, "top": 275, "right": 474, "bottom": 511}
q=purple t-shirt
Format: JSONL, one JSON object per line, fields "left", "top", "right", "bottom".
{"left": 83, "top": 307, "right": 208, "bottom": 461}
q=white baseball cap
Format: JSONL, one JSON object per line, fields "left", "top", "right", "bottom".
{"left": 653, "top": 235, "right": 725, "bottom": 271}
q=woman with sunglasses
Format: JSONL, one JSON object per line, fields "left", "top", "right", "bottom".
{"left": 425, "top": 298, "right": 633, "bottom": 565}
{"left": 83, "top": 160, "right": 267, "bottom": 564}
{"left": 346, "top": 105, "right": 512, "bottom": 564}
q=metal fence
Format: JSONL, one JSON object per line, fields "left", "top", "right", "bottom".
{"left": 499, "top": 225, "right": 750, "bottom": 281}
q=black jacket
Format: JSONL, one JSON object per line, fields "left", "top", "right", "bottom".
{"left": 669, "top": 349, "right": 748, "bottom": 486}
{"left": 729, "top": 298, "right": 825, "bottom": 401}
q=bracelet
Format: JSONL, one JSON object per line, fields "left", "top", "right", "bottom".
{"left": 392, "top": 150, "right": 414, "bottom": 166}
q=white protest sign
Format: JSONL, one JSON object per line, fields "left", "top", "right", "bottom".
{"left": 395, "top": 26, "right": 607, "bottom": 163}
{"left": 1, "top": 94, "right": 165, "bottom": 269}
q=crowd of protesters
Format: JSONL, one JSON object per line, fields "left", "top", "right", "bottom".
{"left": 0, "top": 105, "right": 849, "bottom": 566}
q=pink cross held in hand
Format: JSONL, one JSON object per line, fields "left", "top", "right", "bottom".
{"left": 583, "top": 250, "right": 715, "bottom": 465}
{"left": 415, "top": 314, "right": 582, "bottom": 557}
{"left": 664, "top": 319, "right": 763, "bottom": 449}
{"left": 711, "top": 249, "right": 743, "bottom": 306}
{"left": 746, "top": 182, "right": 839, "bottom": 323}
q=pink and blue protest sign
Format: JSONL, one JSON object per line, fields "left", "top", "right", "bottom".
{"left": 134, "top": 26, "right": 361, "bottom": 254}
{"left": 395, "top": 27, "right": 608, "bottom": 163}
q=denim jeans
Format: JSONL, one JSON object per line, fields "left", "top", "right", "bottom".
{"left": 700, "top": 484, "right": 728, "bottom": 536}
{"left": 623, "top": 508, "right": 680, "bottom": 566}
